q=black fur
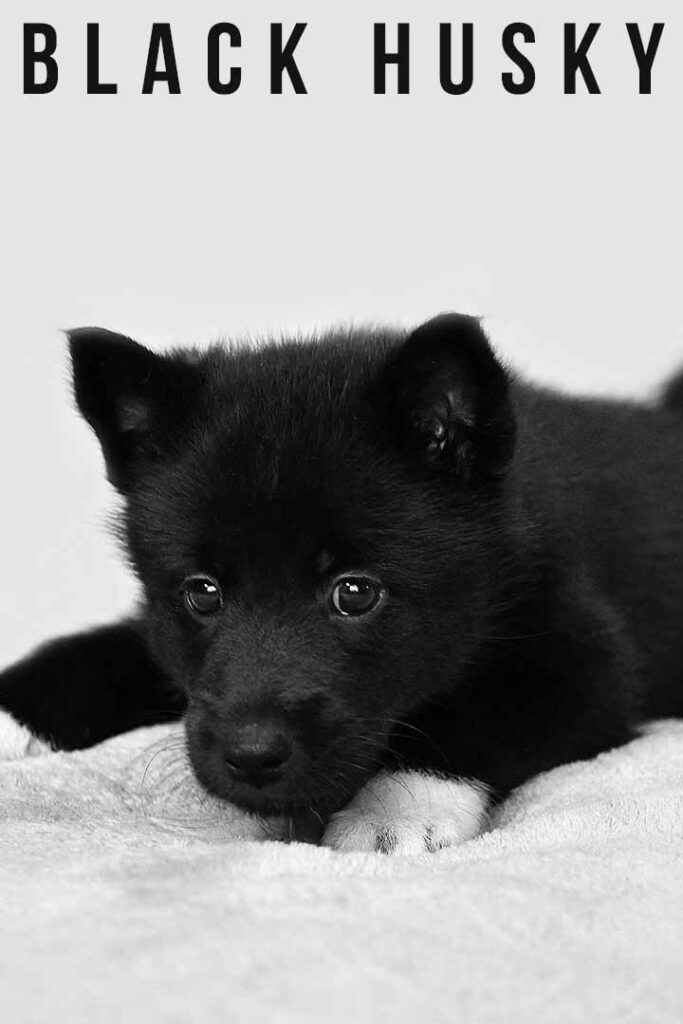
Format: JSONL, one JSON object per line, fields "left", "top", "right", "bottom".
{"left": 0, "top": 622, "right": 182, "bottom": 749}
{"left": 2, "top": 315, "right": 682, "bottom": 828}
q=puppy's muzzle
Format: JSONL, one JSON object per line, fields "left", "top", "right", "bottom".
{"left": 220, "top": 719, "right": 293, "bottom": 788}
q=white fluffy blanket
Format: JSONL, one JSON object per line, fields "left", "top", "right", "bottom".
{"left": 1, "top": 715, "right": 682, "bottom": 1023}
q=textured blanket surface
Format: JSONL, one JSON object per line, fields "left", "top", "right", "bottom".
{"left": 1, "top": 716, "right": 682, "bottom": 1024}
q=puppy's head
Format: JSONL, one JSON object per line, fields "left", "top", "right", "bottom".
{"left": 69, "top": 316, "right": 515, "bottom": 817}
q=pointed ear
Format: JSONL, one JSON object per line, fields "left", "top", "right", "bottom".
{"left": 385, "top": 314, "right": 516, "bottom": 483}
{"left": 68, "top": 327, "right": 201, "bottom": 492}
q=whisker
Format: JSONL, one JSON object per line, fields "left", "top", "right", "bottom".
{"left": 307, "top": 805, "right": 325, "bottom": 829}
{"left": 360, "top": 715, "right": 451, "bottom": 768}
{"left": 140, "top": 742, "right": 186, "bottom": 790}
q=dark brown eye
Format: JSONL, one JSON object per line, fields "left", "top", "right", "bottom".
{"left": 331, "top": 577, "right": 385, "bottom": 618}
{"left": 182, "top": 574, "right": 223, "bottom": 620}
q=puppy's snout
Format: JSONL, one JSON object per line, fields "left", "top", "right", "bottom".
{"left": 222, "top": 720, "right": 293, "bottom": 783}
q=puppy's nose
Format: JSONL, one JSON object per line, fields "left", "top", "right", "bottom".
{"left": 222, "top": 721, "right": 293, "bottom": 782}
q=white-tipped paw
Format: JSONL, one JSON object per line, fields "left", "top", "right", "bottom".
{"left": 322, "top": 770, "right": 489, "bottom": 855}
{"left": 0, "top": 709, "right": 52, "bottom": 761}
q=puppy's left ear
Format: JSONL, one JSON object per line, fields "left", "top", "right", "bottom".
{"left": 68, "top": 327, "right": 202, "bottom": 493}
{"left": 385, "top": 314, "right": 516, "bottom": 483}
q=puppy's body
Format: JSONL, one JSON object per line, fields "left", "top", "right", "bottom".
{"left": 511, "top": 383, "right": 683, "bottom": 717}
{"left": 2, "top": 316, "right": 682, "bottom": 850}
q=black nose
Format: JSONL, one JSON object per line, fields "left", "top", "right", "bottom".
{"left": 222, "top": 722, "right": 293, "bottom": 783}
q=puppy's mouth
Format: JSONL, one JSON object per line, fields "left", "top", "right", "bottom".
{"left": 189, "top": 739, "right": 377, "bottom": 819}
{"left": 184, "top": 705, "right": 390, "bottom": 822}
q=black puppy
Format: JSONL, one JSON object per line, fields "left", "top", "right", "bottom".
{"left": 2, "top": 315, "right": 682, "bottom": 852}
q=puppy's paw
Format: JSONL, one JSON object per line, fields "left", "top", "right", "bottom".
{"left": 0, "top": 709, "right": 52, "bottom": 761}
{"left": 322, "top": 770, "right": 489, "bottom": 855}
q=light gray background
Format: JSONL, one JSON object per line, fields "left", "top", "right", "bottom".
{"left": 1, "top": 0, "right": 681, "bottom": 660}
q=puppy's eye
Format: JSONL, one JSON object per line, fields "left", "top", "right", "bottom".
{"left": 331, "top": 577, "right": 384, "bottom": 618}
{"left": 182, "top": 574, "right": 223, "bottom": 620}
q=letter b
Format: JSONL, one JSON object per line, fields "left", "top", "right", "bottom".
{"left": 24, "top": 24, "right": 58, "bottom": 94}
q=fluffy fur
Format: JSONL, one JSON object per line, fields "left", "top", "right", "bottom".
{"left": 1, "top": 314, "right": 682, "bottom": 848}
{"left": 321, "top": 771, "right": 490, "bottom": 853}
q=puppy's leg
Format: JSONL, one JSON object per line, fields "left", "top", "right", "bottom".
{"left": 322, "top": 770, "right": 489, "bottom": 854}
{"left": 323, "top": 576, "right": 639, "bottom": 855}
{"left": 0, "top": 621, "right": 185, "bottom": 754}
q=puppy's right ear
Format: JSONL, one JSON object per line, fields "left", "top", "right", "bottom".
{"left": 68, "top": 327, "right": 201, "bottom": 493}
{"left": 384, "top": 314, "right": 515, "bottom": 484}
